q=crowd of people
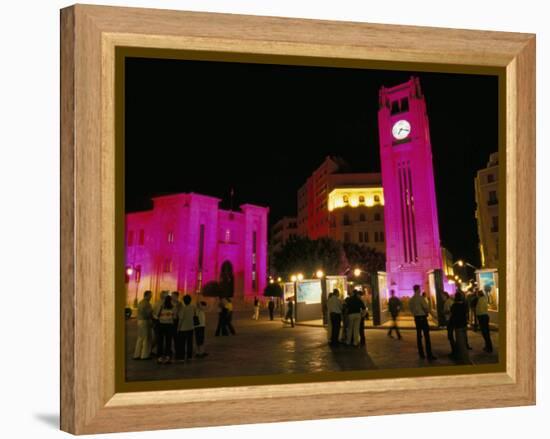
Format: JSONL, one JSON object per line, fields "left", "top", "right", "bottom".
{"left": 133, "top": 290, "right": 208, "bottom": 364}
{"left": 326, "top": 288, "right": 369, "bottom": 347}
{"left": 130, "top": 284, "right": 495, "bottom": 368}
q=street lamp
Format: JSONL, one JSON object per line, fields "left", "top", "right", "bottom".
{"left": 316, "top": 269, "right": 324, "bottom": 279}
{"left": 277, "top": 277, "right": 282, "bottom": 282}
{"left": 297, "top": 273, "right": 304, "bottom": 281}
{"left": 353, "top": 268, "right": 361, "bottom": 277}
{"left": 290, "top": 275, "right": 297, "bottom": 282}
{"left": 126, "top": 266, "right": 134, "bottom": 276}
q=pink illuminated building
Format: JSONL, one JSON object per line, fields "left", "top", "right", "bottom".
{"left": 125, "top": 193, "right": 268, "bottom": 306}
{"left": 378, "top": 77, "right": 446, "bottom": 297}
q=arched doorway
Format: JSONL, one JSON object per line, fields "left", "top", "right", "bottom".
{"left": 219, "top": 260, "right": 234, "bottom": 297}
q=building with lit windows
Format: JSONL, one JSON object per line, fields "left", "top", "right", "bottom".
{"left": 270, "top": 216, "right": 298, "bottom": 253}
{"left": 125, "top": 192, "right": 268, "bottom": 307}
{"left": 475, "top": 152, "right": 499, "bottom": 268}
{"left": 295, "top": 156, "right": 385, "bottom": 249}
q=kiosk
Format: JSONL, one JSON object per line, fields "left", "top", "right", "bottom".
{"left": 295, "top": 279, "right": 323, "bottom": 322}
{"left": 427, "top": 269, "right": 446, "bottom": 327}
{"left": 369, "top": 271, "right": 390, "bottom": 326}
{"left": 475, "top": 268, "right": 499, "bottom": 326}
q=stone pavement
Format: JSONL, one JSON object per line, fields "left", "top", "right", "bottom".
{"left": 126, "top": 309, "right": 499, "bottom": 382}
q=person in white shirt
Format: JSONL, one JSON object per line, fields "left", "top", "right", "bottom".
{"left": 475, "top": 290, "right": 493, "bottom": 353}
{"left": 327, "top": 289, "right": 343, "bottom": 346}
{"left": 175, "top": 294, "right": 196, "bottom": 362}
{"left": 133, "top": 290, "right": 153, "bottom": 360}
{"left": 151, "top": 291, "right": 169, "bottom": 356}
{"left": 409, "top": 285, "right": 436, "bottom": 360}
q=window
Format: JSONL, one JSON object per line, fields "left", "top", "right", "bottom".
{"left": 491, "top": 216, "right": 499, "bottom": 233}
{"left": 374, "top": 213, "right": 381, "bottom": 221}
{"left": 343, "top": 195, "right": 349, "bottom": 204}
{"left": 358, "top": 232, "right": 364, "bottom": 243}
{"left": 127, "top": 230, "right": 134, "bottom": 246}
{"left": 343, "top": 214, "right": 351, "bottom": 226}
{"left": 364, "top": 232, "right": 369, "bottom": 243}
{"left": 488, "top": 191, "right": 498, "bottom": 205}
{"left": 167, "top": 231, "right": 174, "bottom": 243}
{"left": 380, "top": 231, "right": 385, "bottom": 242}
{"left": 374, "top": 195, "right": 380, "bottom": 203}
{"left": 225, "top": 229, "right": 231, "bottom": 243}
{"left": 359, "top": 195, "right": 365, "bottom": 204}
{"left": 390, "top": 100, "right": 399, "bottom": 115}
{"left": 359, "top": 213, "right": 366, "bottom": 222}
{"left": 400, "top": 97, "right": 409, "bottom": 112}
{"left": 487, "top": 174, "right": 495, "bottom": 183}
{"left": 138, "top": 229, "right": 145, "bottom": 245}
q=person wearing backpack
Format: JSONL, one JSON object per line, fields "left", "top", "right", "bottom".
{"left": 155, "top": 295, "right": 177, "bottom": 364}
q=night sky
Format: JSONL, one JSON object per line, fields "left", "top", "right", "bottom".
{"left": 125, "top": 57, "right": 499, "bottom": 268}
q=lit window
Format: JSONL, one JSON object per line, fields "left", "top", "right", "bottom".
{"left": 343, "top": 195, "right": 349, "bottom": 204}
{"left": 374, "top": 195, "right": 380, "bottom": 203}
{"left": 359, "top": 195, "right": 365, "bottom": 204}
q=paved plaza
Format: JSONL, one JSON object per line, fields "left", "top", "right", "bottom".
{"left": 125, "top": 309, "right": 499, "bottom": 382}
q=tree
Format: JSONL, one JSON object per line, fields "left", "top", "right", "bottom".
{"left": 263, "top": 283, "right": 284, "bottom": 298}
{"left": 342, "top": 242, "right": 386, "bottom": 273}
{"left": 272, "top": 236, "right": 347, "bottom": 279}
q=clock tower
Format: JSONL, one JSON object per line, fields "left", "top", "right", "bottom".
{"left": 378, "top": 77, "right": 444, "bottom": 296}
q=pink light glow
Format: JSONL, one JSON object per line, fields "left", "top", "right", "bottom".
{"left": 125, "top": 192, "right": 268, "bottom": 305}
{"left": 378, "top": 77, "right": 448, "bottom": 297}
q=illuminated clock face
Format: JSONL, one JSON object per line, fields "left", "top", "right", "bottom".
{"left": 392, "top": 120, "right": 411, "bottom": 140}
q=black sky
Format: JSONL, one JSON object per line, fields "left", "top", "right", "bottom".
{"left": 125, "top": 57, "right": 499, "bottom": 268}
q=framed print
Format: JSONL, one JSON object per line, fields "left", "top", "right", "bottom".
{"left": 60, "top": 4, "right": 535, "bottom": 434}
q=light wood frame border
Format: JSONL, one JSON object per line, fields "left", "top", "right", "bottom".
{"left": 60, "top": 4, "right": 535, "bottom": 434}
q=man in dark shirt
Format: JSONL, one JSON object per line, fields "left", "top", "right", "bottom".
{"left": 387, "top": 290, "right": 402, "bottom": 340}
{"left": 345, "top": 291, "right": 366, "bottom": 346}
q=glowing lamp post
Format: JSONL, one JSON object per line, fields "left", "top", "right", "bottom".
{"left": 316, "top": 270, "right": 324, "bottom": 279}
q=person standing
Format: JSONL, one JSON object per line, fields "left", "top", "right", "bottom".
{"left": 409, "top": 285, "right": 436, "bottom": 360}
{"left": 155, "top": 295, "right": 177, "bottom": 364}
{"left": 284, "top": 297, "right": 294, "bottom": 327}
{"left": 215, "top": 297, "right": 229, "bottom": 336}
{"left": 151, "top": 291, "right": 168, "bottom": 357}
{"left": 467, "top": 290, "right": 479, "bottom": 331}
{"left": 476, "top": 290, "right": 494, "bottom": 353}
{"left": 387, "top": 290, "right": 402, "bottom": 340}
{"left": 327, "top": 289, "right": 343, "bottom": 346}
{"left": 175, "top": 294, "right": 195, "bottom": 362}
{"left": 194, "top": 301, "right": 208, "bottom": 358}
{"left": 449, "top": 291, "right": 471, "bottom": 364}
{"left": 170, "top": 291, "right": 181, "bottom": 358}
{"left": 268, "top": 298, "right": 275, "bottom": 321}
{"left": 252, "top": 296, "right": 260, "bottom": 320}
{"left": 443, "top": 291, "right": 455, "bottom": 355}
{"left": 346, "top": 291, "right": 365, "bottom": 347}
{"left": 358, "top": 290, "right": 368, "bottom": 346}
{"left": 225, "top": 298, "right": 236, "bottom": 335}
{"left": 133, "top": 290, "right": 153, "bottom": 360}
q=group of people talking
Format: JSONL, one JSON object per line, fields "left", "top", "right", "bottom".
{"left": 133, "top": 290, "right": 208, "bottom": 364}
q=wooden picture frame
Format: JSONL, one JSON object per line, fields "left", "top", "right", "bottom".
{"left": 60, "top": 4, "right": 535, "bottom": 434}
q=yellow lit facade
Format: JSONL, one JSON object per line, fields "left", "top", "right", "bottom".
{"left": 328, "top": 187, "right": 385, "bottom": 211}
